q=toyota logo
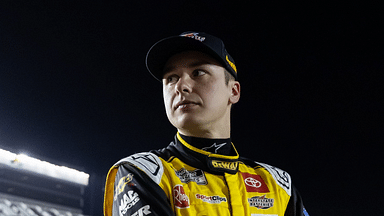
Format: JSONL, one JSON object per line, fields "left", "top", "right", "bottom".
{"left": 245, "top": 177, "right": 262, "bottom": 188}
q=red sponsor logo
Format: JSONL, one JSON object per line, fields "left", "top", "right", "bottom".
{"left": 173, "top": 185, "right": 190, "bottom": 209}
{"left": 241, "top": 173, "right": 270, "bottom": 193}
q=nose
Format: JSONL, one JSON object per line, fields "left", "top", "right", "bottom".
{"left": 175, "top": 75, "right": 192, "bottom": 94}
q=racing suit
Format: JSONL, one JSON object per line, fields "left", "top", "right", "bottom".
{"left": 104, "top": 132, "right": 309, "bottom": 216}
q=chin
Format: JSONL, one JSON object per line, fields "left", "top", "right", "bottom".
{"left": 171, "top": 116, "right": 205, "bottom": 131}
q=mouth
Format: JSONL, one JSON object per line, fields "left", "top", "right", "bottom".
{"left": 175, "top": 101, "right": 199, "bottom": 110}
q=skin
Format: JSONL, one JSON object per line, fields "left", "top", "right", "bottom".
{"left": 162, "top": 51, "right": 240, "bottom": 138}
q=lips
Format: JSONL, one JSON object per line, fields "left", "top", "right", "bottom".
{"left": 175, "top": 100, "right": 199, "bottom": 110}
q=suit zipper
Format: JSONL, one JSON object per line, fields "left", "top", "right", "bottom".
{"left": 223, "top": 174, "right": 233, "bottom": 215}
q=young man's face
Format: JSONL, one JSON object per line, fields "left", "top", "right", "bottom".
{"left": 162, "top": 51, "right": 240, "bottom": 137}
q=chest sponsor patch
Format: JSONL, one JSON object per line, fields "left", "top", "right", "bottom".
{"left": 175, "top": 168, "right": 207, "bottom": 185}
{"left": 210, "top": 160, "right": 239, "bottom": 172}
{"left": 248, "top": 195, "right": 274, "bottom": 209}
{"left": 241, "top": 173, "right": 270, "bottom": 193}
{"left": 195, "top": 194, "right": 227, "bottom": 204}
{"left": 173, "top": 185, "right": 190, "bottom": 209}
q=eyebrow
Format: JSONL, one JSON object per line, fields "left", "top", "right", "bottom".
{"left": 163, "top": 60, "right": 213, "bottom": 75}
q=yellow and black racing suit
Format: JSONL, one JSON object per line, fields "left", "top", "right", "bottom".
{"left": 104, "top": 133, "right": 309, "bottom": 216}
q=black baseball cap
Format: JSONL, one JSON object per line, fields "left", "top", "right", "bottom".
{"left": 145, "top": 31, "right": 238, "bottom": 82}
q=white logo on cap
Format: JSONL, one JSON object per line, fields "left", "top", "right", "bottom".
{"left": 180, "top": 32, "right": 206, "bottom": 42}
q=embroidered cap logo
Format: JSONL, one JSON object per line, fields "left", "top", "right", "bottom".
{"left": 226, "top": 55, "right": 237, "bottom": 73}
{"left": 180, "top": 32, "right": 206, "bottom": 42}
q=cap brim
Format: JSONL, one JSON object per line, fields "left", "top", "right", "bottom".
{"left": 145, "top": 36, "right": 222, "bottom": 82}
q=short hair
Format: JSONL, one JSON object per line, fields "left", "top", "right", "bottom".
{"left": 224, "top": 69, "right": 236, "bottom": 85}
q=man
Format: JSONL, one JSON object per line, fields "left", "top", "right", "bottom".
{"left": 104, "top": 31, "right": 309, "bottom": 216}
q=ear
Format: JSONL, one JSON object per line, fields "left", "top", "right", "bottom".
{"left": 229, "top": 81, "right": 240, "bottom": 104}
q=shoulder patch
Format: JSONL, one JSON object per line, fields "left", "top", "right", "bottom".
{"left": 115, "top": 152, "right": 164, "bottom": 185}
{"left": 256, "top": 162, "right": 292, "bottom": 196}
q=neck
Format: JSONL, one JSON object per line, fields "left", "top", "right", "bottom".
{"left": 177, "top": 128, "right": 230, "bottom": 139}
{"left": 177, "top": 112, "right": 232, "bottom": 139}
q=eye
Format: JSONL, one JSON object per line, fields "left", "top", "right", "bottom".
{"left": 192, "top": 69, "right": 207, "bottom": 77}
{"left": 163, "top": 74, "right": 179, "bottom": 84}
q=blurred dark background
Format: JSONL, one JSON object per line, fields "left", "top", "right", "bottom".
{"left": 1, "top": 1, "right": 382, "bottom": 215}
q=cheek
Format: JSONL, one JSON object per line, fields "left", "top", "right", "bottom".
{"left": 205, "top": 84, "right": 230, "bottom": 107}
{"left": 162, "top": 89, "right": 173, "bottom": 114}
{"left": 203, "top": 82, "right": 225, "bottom": 100}
{"left": 199, "top": 80, "right": 217, "bottom": 95}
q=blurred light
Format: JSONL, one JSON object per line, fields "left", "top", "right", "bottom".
{"left": 0, "top": 148, "right": 89, "bottom": 186}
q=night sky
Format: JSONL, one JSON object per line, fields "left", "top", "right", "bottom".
{"left": 1, "top": 1, "right": 382, "bottom": 215}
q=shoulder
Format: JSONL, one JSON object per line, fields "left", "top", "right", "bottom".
{"left": 240, "top": 157, "right": 292, "bottom": 196}
{"left": 114, "top": 152, "right": 165, "bottom": 185}
{"left": 255, "top": 161, "right": 292, "bottom": 196}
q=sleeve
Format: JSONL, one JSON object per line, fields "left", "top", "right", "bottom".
{"left": 254, "top": 161, "right": 309, "bottom": 216}
{"left": 284, "top": 184, "right": 310, "bottom": 216}
{"left": 104, "top": 153, "right": 174, "bottom": 216}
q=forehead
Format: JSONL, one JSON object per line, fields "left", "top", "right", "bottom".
{"left": 163, "top": 51, "right": 223, "bottom": 74}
